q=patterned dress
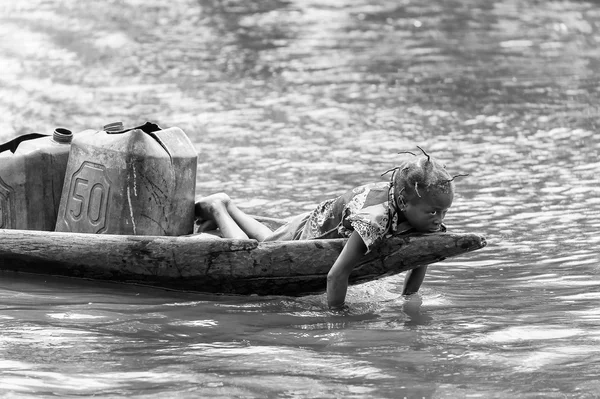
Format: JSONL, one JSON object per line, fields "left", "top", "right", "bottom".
{"left": 264, "top": 182, "right": 416, "bottom": 253}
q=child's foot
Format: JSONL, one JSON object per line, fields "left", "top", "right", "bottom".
{"left": 194, "top": 193, "right": 231, "bottom": 221}
{"left": 195, "top": 218, "right": 218, "bottom": 233}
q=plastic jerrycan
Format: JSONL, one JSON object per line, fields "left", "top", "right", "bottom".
{"left": 0, "top": 128, "right": 73, "bottom": 230}
{"left": 55, "top": 122, "right": 198, "bottom": 236}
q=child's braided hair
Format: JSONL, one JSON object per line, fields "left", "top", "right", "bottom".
{"left": 382, "top": 147, "right": 468, "bottom": 208}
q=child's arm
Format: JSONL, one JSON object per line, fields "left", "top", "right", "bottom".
{"left": 402, "top": 265, "right": 428, "bottom": 295}
{"left": 326, "top": 231, "right": 367, "bottom": 309}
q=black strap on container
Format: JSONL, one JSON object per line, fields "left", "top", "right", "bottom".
{"left": 105, "top": 121, "right": 162, "bottom": 135}
{"left": 136, "top": 122, "right": 162, "bottom": 133}
{"left": 104, "top": 121, "right": 171, "bottom": 161}
{"left": 0, "top": 133, "right": 49, "bottom": 154}
{"left": 136, "top": 122, "right": 172, "bottom": 161}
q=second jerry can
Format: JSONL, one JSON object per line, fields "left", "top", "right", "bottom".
{"left": 0, "top": 128, "right": 73, "bottom": 231}
{"left": 55, "top": 122, "right": 197, "bottom": 236}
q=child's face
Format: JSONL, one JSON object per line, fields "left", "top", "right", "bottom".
{"left": 402, "top": 189, "right": 453, "bottom": 233}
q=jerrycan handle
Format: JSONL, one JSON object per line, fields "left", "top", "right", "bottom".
{"left": 103, "top": 121, "right": 172, "bottom": 160}
{"left": 0, "top": 128, "right": 72, "bottom": 154}
{"left": 0, "top": 133, "right": 48, "bottom": 154}
{"left": 104, "top": 121, "right": 162, "bottom": 134}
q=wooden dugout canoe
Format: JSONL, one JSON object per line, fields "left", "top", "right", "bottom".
{"left": 0, "top": 217, "right": 486, "bottom": 296}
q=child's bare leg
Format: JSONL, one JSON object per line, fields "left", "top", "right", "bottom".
{"left": 225, "top": 201, "right": 273, "bottom": 241}
{"left": 195, "top": 193, "right": 273, "bottom": 240}
{"left": 195, "top": 194, "right": 248, "bottom": 239}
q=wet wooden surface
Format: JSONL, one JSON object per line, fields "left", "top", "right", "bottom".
{"left": 0, "top": 228, "right": 486, "bottom": 295}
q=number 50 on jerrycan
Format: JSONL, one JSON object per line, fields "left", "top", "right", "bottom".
{"left": 55, "top": 122, "right": 198, "bottom": 236}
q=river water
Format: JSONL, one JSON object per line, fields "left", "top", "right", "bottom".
{"left": 1, "top": 0, "right": 599, "bottom": 397}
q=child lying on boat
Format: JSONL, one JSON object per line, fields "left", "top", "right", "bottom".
{"left": 195, "top": 148, "right": 465, "bottom": 309}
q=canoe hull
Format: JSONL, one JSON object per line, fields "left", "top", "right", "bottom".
{"left": 0, "top": 228, "right": 486, "bottom": 295}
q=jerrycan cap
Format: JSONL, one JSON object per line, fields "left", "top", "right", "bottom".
{"left": 104, "top": 122, "right": 125, "bottom": 134}
{"left": 53, "top": 128, "right": 73, "bottom": 144}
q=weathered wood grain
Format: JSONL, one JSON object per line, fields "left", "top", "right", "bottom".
{"left": 0, "top": 227, "right": 486, "bottom": 295}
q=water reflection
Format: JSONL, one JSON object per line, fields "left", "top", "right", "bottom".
{"left": 2, "top": 0, "right": 600, "bottom": 397}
